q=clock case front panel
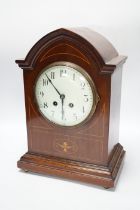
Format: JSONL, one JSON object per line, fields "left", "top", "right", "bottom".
{"left": 16, "top": 28, "right": 126, "bottom": 188}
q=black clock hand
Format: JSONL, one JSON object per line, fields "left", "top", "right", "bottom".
{"left": 60, "top": 94, "right": 65, "bottom": 120}
{"left": 45, "top": 74, "right": 61, "bottom": 96}
{"left": 45, "top": 73, "right": 65, "bottom": 120}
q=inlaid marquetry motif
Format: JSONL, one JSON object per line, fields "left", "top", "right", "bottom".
{"left": 57, "top": 142, "right": 72, "bottom": 153}
{"left": 53, "top": 138, "right": 78, "bottom": 155}
{"left": 40, "top": 43, "right": 90, "bottom": 64}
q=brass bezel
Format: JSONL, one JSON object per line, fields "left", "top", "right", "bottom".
{"left": 34, "top": 61, "right": 100, "bottom": 128}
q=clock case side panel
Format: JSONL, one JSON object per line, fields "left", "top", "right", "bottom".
{"left": 108, "top": 63, "right": 124, "bottom": 154}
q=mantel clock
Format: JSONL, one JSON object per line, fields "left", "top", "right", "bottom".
{"left": 16, "top": 28, "right": 127, "bottom": 188}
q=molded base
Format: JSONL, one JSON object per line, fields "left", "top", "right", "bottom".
{"left": 17, "top": 143, "right": 125, "bottom": 188}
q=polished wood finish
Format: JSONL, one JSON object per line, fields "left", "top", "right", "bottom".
{"left": 18, "top": 143, "right": 125, "bottom": 188}
{"left": 16, "top": 28, "right": 126, "bottom": 188}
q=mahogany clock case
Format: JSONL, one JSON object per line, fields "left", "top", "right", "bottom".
{"left": 16, "top": 28, "right": 126, "bottom": 188}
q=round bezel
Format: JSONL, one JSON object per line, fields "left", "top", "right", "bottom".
{"left": 34, "top": 61, "right": 99, "bottom": 127}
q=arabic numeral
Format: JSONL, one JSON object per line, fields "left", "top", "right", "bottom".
{"left": 84, "top": 95, "right": 89, "bottom": 102}
{"left": 81, "top": 81, "right": 85, "bottom": 89}
{"left": 51, "top": 72, "right": 55, "bottom": 79}
{"left": 44, "top": 102, "right": 48, "bottom": 108}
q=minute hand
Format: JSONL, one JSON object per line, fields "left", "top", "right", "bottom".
{"left": 45, "top": 74, "right": 61, "bottom": 96}
{"left": 61, "top": 95, "right": 65, "bottom": 120}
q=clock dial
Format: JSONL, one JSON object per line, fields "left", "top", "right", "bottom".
{"left": 35, "top": 62, "right": 98, "bottom": 126}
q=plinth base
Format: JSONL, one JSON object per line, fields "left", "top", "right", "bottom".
{"left": 17, "top": 143, "right": 125, "bottom": 188}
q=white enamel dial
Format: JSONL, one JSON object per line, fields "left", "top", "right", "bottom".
{"left": 35, "top": 62, "right": 96, "bottom": 126}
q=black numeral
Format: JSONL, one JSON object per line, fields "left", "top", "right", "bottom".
{"left": 40, "top": 91, "right": 44, "bottom": 97}
{"left": 84, "top": 95, "right": 89, "bottom": 102}
{"left": 60, "top": 69, "right": 67, "bottom": 77}
{"left": 73, "top": 113, "right": 77, "bottom": 120}
{"left": 83, "top": 106, "right": 85, "bottom": 113}
{"left": 44, "top": 102, "right": 48, "bottom": 108}
{"left": 81, "top": 82, "right": 85, "bottom": 89}
{"left": 51, "top": 72, "right": 55, "bottom": 79}
{"left": 43, "top": 79, "right": 48, "bottom": 86}
{"left": 73, "top": 73, "right": 75, "bottom": 81}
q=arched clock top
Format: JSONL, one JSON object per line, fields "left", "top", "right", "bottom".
{"left": 15, "top": 28, "right": 127, "bottom": 74}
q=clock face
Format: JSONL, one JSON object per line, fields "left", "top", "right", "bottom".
{"left": 35, "top": 62, "right": 98, "bottom": 126}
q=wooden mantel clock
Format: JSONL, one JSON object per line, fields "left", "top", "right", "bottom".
{"left": 16, "top": 28, "right": 127, "bottom": 188}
